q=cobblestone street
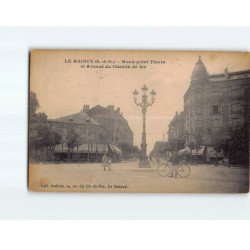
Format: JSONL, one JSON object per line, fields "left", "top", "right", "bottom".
{"left": 29, "top": 160, "right": 249, "bottom": 193}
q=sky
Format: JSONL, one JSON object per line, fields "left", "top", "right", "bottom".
{"left": 30, "top": 50, "right": 250, "bottom": 152}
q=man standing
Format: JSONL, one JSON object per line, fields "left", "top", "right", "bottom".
{"left": 169, "top": 151, "right": 179, "bottom": 178}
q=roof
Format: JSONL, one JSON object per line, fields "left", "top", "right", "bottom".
{"left": 90, "top": 105, "right": 125, "bottom": 121}
{"left": 89, "top": 105, "right": 109, "bottom": 115}
{"left": 209, "top": 69, "right": 250, "bottom": 78}
{"left": 90, "top": 105, "right": 134, "bottom": 135}
{"left": 191, "top": 56, "right": 208, "bottom": 82}
{"left": 51, "top": 111, "right": 100, "bottom": 126}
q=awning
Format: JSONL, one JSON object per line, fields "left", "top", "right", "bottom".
{"left": 110, "top": 144, "right": 122, "bottom": 155}
{"left": 178, "top": 147, "right": 191, "bottom": 156}
{"left": 54, "top": 142, "right": 123, "bottom": 155}
{"left": 206, "top": 146, "right": 224, "bottom": 158}
{"left": 191, "top": 146, "right": 205, "bottom": 156}
{"left": 107, "top": 144, "right": 122, "bottom": 156}
{"left": 54, "top": 143, "right": 108, "bottom": 153}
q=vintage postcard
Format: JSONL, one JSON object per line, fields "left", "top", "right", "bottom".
{"left": 29, "top": 50, "right": 249, "bottom": 193}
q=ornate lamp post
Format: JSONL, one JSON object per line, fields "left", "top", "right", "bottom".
{"left": 132, "top": 85, "right": 156, "bottom": 167}
{"left": 85, "top": 113, "right": 91, "bottom": 163}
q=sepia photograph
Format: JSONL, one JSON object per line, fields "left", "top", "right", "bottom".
{"left": 28, "top": 50, "right": 250, "bottom": 193}
{"left": 1, "top": 5, "right": 250, "bottom": 250}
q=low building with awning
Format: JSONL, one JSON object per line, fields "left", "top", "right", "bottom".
{"left": 178, "top": 146, "right": 206, "bottom": 163}
{"left": 191, "top": 146, "right": 205, "bottom": 156}
{"left": 54, "top": 142, "right": 122, "bottom": 162}
{"left": 178, "top": 146, "right": 191, "bottom": 156}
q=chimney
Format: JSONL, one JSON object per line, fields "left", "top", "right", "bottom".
{"left": 224, "top": 68, "right": 229, "bottom": 79}
{"left": 82, "top": 105, "right": 89, "bottom": 113}
{"left": 107, "top": 105, "right": 114, "bottom": 113}
{"left": 116, "top": 107, "right": 120, "bottom": 114}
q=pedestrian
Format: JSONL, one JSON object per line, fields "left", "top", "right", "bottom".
{"left": 169, "top": 151, "right": 179, "bottom": 178}
{"left": 156, "top": 155, "right": 160, "bottom": 165}
{"left": 102, "top": 153, "right": 111, "bottom": 171}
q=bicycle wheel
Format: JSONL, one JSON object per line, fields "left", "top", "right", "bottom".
{"left": 177, "top": 164, "right": 191, "bottom": 178}
{"left": 157, "top": 164, "right": 170, "bottom": 177}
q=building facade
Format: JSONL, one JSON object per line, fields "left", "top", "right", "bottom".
{"left": 48, "top": 111, "right": 110, "bottom": 161}
{"left": 46, "top": 104, "right": 133, "bottom": 162}
{"left": 184, "top": 57, "right": 249, "bottom": 147}
{"left": 82, "top": 104, "right": 134, "bottom": 148}
{"left": 167, "top": 111, "right": 185, "bottom": 151}
{"left": 49, "top": 111, "right": 107, "bottom": 146}
{"left": 167, "top": 56, "right": 250, "bottom": 164}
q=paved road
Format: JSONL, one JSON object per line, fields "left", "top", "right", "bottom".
{"left": 29, "top": 160, "right": 249, "bottom": 193}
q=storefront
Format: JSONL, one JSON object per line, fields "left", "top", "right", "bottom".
{"left": 54, "top": 143, "right": 122, "bottom": 162}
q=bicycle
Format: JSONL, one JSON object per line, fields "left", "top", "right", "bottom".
{"left": 157, "top": 161, "right": 191, "bottom": 178}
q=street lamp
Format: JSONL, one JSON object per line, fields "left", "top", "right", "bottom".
{"left": 175, "top": 112, "right": 179, "bottom": 152}
{"left": 85, "top": 115, "right": 91, "bottom": 163}
{"left": 132, "top": 84, "right": 156, "bottom": 168}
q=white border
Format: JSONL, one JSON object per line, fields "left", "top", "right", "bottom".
{"left": 0, "top": 27, "right": 249, "bottom": 220}
{"left": 1, "top": 0, "right": 250, "bottom": 26}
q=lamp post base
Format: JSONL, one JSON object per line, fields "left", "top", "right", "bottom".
{"left": 139, "top": 156, "right": 150, "bottom": 168}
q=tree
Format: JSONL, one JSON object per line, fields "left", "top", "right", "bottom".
{"left": 168, "top": 139, "right": 176, "bottom": 152}
{"left": 213, "top": 134, "right": 229, "bottom": 166}
{"left": 29, "top": 92, "right": 40, "bottom": 123}
{"left": 29, "top": 92, "right": 40, "bottom": 153}
{"left": 132, "top": 145, "right": 141, "bottom": 158}
{"left": 66, "top": 129, "right": 82, "bottom": 162}
{"left": 228, "top": 127, "right": 246, "bottom": 165}
{"left": 213, "top": 127, "right": 246, "bottom": 165}
{"left": 188, "top": 132, "right": 203, "bottom": 165}
{"left": 47, "top": 130, "right": 62, "bottom": 162}
{"left": 29, "top": 91, "right": 62, "bottom": 162}
{"left": 119, "top": 142, "right": 133, "bottom": 159}
{"left": 32, "top": 123, "right": 51, "bottom": 162}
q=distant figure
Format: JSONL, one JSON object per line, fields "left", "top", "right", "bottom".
{"left": 102, "top": 153, "right": 112, "bottom": 171}
{"left": 156, "top": 155, "right": 160, "bottom": 164}
{"left": 149, "top": 154, "right": 152, "bottom": 161}
{"left": 169, "top": 151, "right": 180, "bottom": 178}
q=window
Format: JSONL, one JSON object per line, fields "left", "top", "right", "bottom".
{"left": 231, "top": 104, "right": 244, "bottom": 114}
{"left": 211, "top": 119, "right": 221, "bottom": 132}
{"left": 231, "top": 89, "right": 242, "bottom": 99}
{"left": 196, "top": 106, "right": 202, "bottom": 115}
{"left": 231, "top": 118, "right": 244, "bottom": 127}
{"left": 212, "top": 105, "right": 219, "bottom": 115}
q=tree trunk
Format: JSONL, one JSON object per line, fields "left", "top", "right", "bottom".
{"left": 195, "top": 149, "right": 198, "bottom": 166}
{"left": 215, "top": 151, "right": 218, "bottom": 167}
{"left": 46, "top": 147, "right": 49, "bottom": 162}
{"left": 51, "top": 146, "right": 55, "bottom": 162}
{"left": 43, "top": 147, "right": 46, "bottom": 163}
{"left": 67, "top": 148, "right": 70, "bottom": 163}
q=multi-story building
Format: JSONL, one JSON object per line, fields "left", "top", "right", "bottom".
{"left": 48, "top": 111, "right": 109, "bottom": 161}
{"left": 83, "top": 104, "right": 134, "bottom": 147}
{"left": 167, "top": 56, "right": 250, "bottom": 164}
{"left": 167, "top": 111, "right": 185, "bottom": 141}
{"left": 49, "top": 111, "right": 106, "bottom": 145}
{"left": 184, "top": 56, "right": 249, "bottom": 146}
